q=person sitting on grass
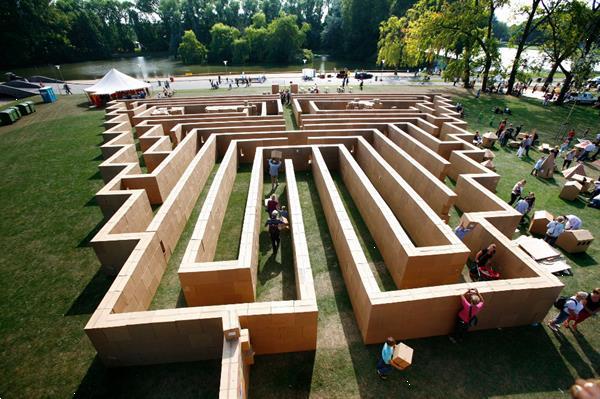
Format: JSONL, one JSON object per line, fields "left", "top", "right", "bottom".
{"left": 376, "top": 337, "right": 396, "bottom": 380}
{"left": 473, "top": 131, "right": 483, "bottom": 146}
{"left": 547, "top": 291, "right": 588, "bottom": 331}
{"left": 531, "top": 156, "right": 546, "bottom": 176}
{"left": 449, "top": 288, "right": 484, "bottom": 343}
{"left": 565, "top": 288, "right": 599, "bottom": 331}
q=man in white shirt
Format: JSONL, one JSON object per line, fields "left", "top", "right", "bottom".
{"left": 564, "top": 214, "right": 582, "bottom": 230}
{"left": 577, "top": 142, "right": 597, "bottom": 161}
{"left": 544, "top": 216, "right": 565, "bottom": 246}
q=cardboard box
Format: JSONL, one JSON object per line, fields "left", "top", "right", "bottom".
{"left": 271, "top": 150, "right": 282, "bottom": 159}
{"left": 559, "top": 181, "right": 582, "bottom": 201}
{"left": 391, "top": 343, "right": 413, "bottom": 370}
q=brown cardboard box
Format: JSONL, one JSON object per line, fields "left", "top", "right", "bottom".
{"left": 391, "top": 343, "right": 413, "bottom": 370}
{"left": 559, "top": 181, "right": 582, "bottom": 201}
{"left": 271, "top": 150, "right": 282, "bottom": 159}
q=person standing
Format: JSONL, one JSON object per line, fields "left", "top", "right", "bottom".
{"left": 376, "top": 337, "right": 396, "bottom": 380}
{"left": 567, "top": 128, "right": 576, "bottom": 143}
{"left": 509, "top": 180, "right": 526, "bottom": 205}
{"left": 359, "top": 80, "right": 364, "bottom": 91}
{"left": 547, "top": 291, "right": 588, "bottom": 331}
{"left": 563, "top": 149, "right": 577, "bottom": 169}
{"left": 450, "top": 288, "right": 484, "bottom": 343}
{"left": 454, "top": 224, "right": 471, "bottom": 241}
{"left": 269, "top": 157, "right": 282, "bottom": 190}
{"left": 496, "top": 118, "right": 507, "bottom": 135}
{"left": 524, "top": 134, "right": 534, "bottom": 157}
{"left": 566, "top": 288, "right": 600, "bottom": 330}
{"left": 266, "top": 194, "right": 279, "bottom": 215}
{"left": 577, "top": 141, "right": 597, "bottom": 162}
{"left": 525, "top": 192, "right": 536, "bottom": 213}
{"left": 531, "top": 156, "right": 546, "bottom": 176}
{"left": 265, "top": 211, "right": 284, "bottom": 255}
{"left": 544, "top": 216, "right": 566, "bottom": 246}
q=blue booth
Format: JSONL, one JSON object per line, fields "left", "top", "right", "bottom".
{"left": 39, "top": 87, "right": 57, "bottom": 103}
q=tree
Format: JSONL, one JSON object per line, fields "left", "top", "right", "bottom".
{"left": 208, "top": 23, "right": 240, "bottom": 62}
{"left": 321, "top": 0, "right": 344, "bottom": 54}
{"left": 505, "top": 0, "right": 561, "bottom": 95}
{"left": 554, "top": 0, "right": 600, "bottom": 104}
{"left": 342, "top": 0, "right": 390, "bottom": 59}
{"left": 377, "top": 16, "right": 408, "bottom": 68}
{"left": 178, "top": 30, "right": 208, "bottom": 64}
{"left": 232, "top": 38, "right": 250, "bottom": 64}
{"left": 265, "top": 14, "right": 308, "bottom": 63}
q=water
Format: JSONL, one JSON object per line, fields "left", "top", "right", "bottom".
{"left": 3, "top": 48, "right": 597, "bottom": 82}
{"left": 1, "top": 54, "right": 368, "bottom": 81}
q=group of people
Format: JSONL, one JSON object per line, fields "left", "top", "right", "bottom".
{"left": 508, "top": 179, "right": 537, "bottom": 222}
{"left": 279, "top": 89, "right": 291, "bottom": 105}
{"left": 543, "top": 214, "right": 583, "bottom": 246}
{"left": 548, "top": 288, "right": 600, "bottom": 332}
{"left": 265, "top": 157, "right": 287, "bottom": 255}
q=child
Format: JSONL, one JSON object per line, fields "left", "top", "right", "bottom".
{"left": 531, "top": 156, "right": 546, "bottom": 176}
{"left": 376, "top": 337, "right": 396, "bottom": 380}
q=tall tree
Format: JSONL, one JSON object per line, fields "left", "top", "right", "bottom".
{"left": 555, "top": 0, "right": 600, "bottom": 104}
{"left": 208, "top": 22, "right": 240, "bottom": 62}
{"left": 342, "top": 0, "right": 389, "bottom": 59}
{"left": 505, "top": 0, "right": 561, "bottom": 95}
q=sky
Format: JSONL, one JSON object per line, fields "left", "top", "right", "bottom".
{"left": 496, "top": 0, "right": 529, "bottom": 25}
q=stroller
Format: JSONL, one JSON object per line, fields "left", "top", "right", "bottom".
{"left": 468, "top": 261, "right": 501, "bottom": 281}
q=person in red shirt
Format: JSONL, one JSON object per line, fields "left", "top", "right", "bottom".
{"left": 567, "top": 129, "right": 576, "bottom": 142}
{"left": 450, "top": 288, "right": 485, "bottom": 343}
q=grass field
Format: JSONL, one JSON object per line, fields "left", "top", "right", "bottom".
{"left": 0, "top": 88, "right": 598, "bottom": 398}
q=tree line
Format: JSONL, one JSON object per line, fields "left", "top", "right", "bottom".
{"left": 377, "top": 0, "right": 600, "bottom": 104}
{"left": 0, "top": 0, "right": 412, "bottom": 68}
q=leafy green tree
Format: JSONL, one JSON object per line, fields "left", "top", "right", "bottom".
{"left": 178, "top": 29, "right": 208, "bottom": 64}
{"left": 233, "top": 38, "right": 250, "bottom": 63}
{"left": 245, "top": 26, "right": 270, "bottom": 61}
{"left": 209, "top": 22, "right": 240, "bottom": 62}
{"left": 266, "top": 14, "right": 308, "bottom": 63}
{"left": 342, "top": 0, "right": 389, "bottom": 59}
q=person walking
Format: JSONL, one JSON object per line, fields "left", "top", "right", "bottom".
{"left": 524, "top": 134, "right": 533, "bottom": 157}
{"left": 577, "top": 141, "right": 597, "bottom": 162}
{"left": 266, "top": 194, "right": 279, "bottom": 215}
{"left": 565, "top": 288, "right": 600, "bottom": 330}
{"left": 268, "top": 157, "right": 282, "bottom": 190}
{"left": 544, "top": 216, "right": 566, "bottom": 246}
{"left": 265, "top": 211, "right": 284, "bottom": 255}
{"left": 449, "top": 288, "right": 484, "bottom": 343}
{"left": 376, "top": 337, "right": 396, "bottom": 380}
{"left": 509, "top": 180, "right": 526, "bottom": 205}
{"left": 496, "top": 118, "right": 507, "bottom": 135}
{"left": 359, "top": 80, "right": 364, "bottom": 91}
{"left": 547, "top": 291, "right": 588, "bottom": 331}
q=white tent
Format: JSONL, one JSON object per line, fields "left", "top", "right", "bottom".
{"left": 84, "top": 68, "right": 151, "bottom": 95}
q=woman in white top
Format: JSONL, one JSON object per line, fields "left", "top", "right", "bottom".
{"left": 548, "top": 292, "right": 587, "bottom": 331}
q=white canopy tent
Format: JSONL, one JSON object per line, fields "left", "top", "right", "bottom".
{"left": 84, "top": 68, "right": 151, "bottom": 106}
{"left": 84, "top": 68, "right": 151, "bottom": 95}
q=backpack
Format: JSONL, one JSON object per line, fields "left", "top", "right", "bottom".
{"left": 553, "top": 296, "right": 576, "bottom": 310}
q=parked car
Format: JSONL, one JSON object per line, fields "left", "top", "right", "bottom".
{"left": 354, "top": 71, "right": 373, "bottom": 80}
{"left": 586, "top": 76, "right": 600, "bottom": 88}
{"left": 336, "top": 70, "right": 348, "bottom": 79}
{"left": 565, "top": 92, "right": 598, "bottom": 105}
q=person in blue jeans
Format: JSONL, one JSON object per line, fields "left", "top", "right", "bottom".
{"left": 547, "top": 292, "right": 588, "bottom": 331}
{"left": 376, "top": 337, "right": 396, "bottom": 380}
{"left": 269, "top": 158, "right": 282, "bottom": 190}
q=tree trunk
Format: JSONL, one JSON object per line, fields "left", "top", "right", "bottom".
{"left": 555, "top": 72, "right": 572, "bottom": 105}
{"left": 463, "top": 47, "right": 471, "bottom": 88}
{"left": 542, "top": 61, "right": 560, "bottom": 91}
{"left": 481, "top": 53, "right": 492, "bottom": 92}
{"left": 506, "top": 0, "right": 541, "bottom": 95}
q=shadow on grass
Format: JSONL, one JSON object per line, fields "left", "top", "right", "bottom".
{"left": 78, "top": 218, "right": 105, "bottom": 248}
{"left": 558, "top": 197, "right": 588, "bottom": 209}
{"left": 65, "top": 270, "right": 114, "bottom": 315}
{"left": 345, "top": 326, "right": 576, "bottom": 398}
{"left": 553, "top": 330, "right": 597, "bottom": 379}
{"left": 563, "top": 251, "right": 598, "bottom": 267}
{"left": 249, "top": 351, "right": 316, "bottom": 399}
{"left": 88, "top": 170, "right": 102, "bottom": 180}
{"left": 75, "top": 356, "right": 221, "bottom": 399}
{"left": 257, "top": 231, "right": 295, "bottom": 301}
{"left": 572, "top": 330, "right": 600, "bottom": 375}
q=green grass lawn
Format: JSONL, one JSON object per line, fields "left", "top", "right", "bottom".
{"left": 0, "top": 88, "right": 598, "bottom": 398}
